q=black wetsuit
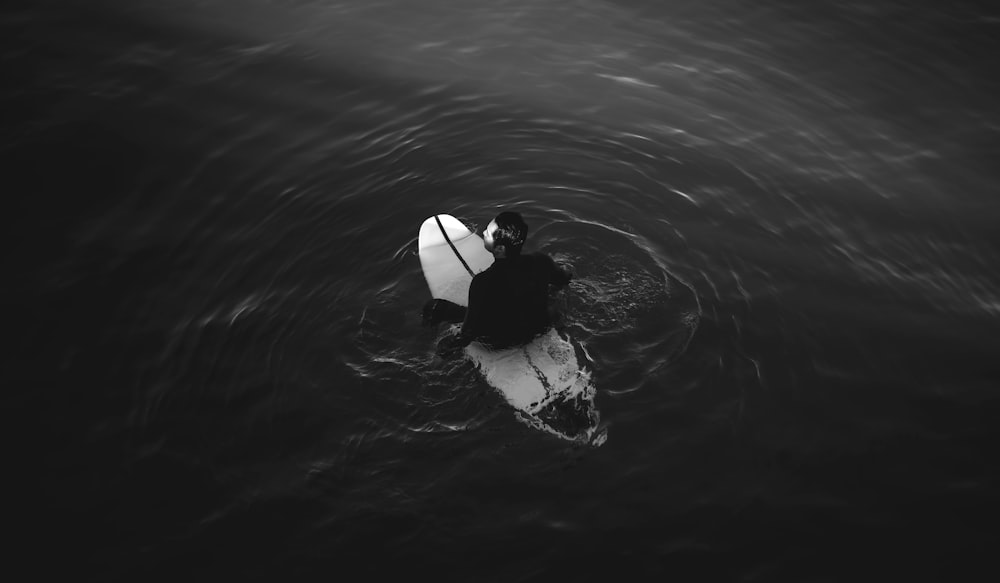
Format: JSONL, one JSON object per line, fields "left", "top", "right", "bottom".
{"left": 461, "top": 253, "right": 571, "bottom": 349}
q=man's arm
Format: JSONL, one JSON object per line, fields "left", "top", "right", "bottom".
{"left": 457, "top": 276, "right": 483, "bottom": 345}
{"left": 422, "top": 298, "right": 467, "bottom": 326}
{"left": 544, "top": 255, "right": 572, "bottom": 289}
{"left": 436, "top": 277, "right": 480, "bottom": 356}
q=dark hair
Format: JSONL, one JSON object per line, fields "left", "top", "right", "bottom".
{"left": 493, "top": 211, "right": 528, "bottom": 255}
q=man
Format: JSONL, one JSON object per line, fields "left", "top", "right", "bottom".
{"left": 452, "top": 211, "right": 572, "bottom": 349}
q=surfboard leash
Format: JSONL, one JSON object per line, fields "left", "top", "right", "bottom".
{"left": 434, "top": 214, "right": 476, "bottom": 278}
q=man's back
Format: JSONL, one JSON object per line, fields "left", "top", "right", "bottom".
{"left": 462, "top": 253, "right": 570, "bottom": 348}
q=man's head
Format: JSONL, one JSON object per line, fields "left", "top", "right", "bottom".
{"left": 483, "top": 211, "right": 528, "bottom": 257}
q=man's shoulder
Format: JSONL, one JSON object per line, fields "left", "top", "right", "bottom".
{"left": 526, "top": 253, "right": 562, "bottom": 274}
{"left": 523, "top": 252, "right": 556, "bottom": 265}
{"left": 524, "top": 252, "right": 570, "bottom": 284}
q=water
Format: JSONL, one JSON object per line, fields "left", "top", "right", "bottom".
{"left": 11, "top": 0, "right": 999, "bottom": 580}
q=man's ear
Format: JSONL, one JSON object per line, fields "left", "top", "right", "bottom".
{"left": 494, "top": 243, "right": 506, "bottom": 258}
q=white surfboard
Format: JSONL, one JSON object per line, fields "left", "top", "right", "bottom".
{"left": 418, "top": 214, "right": 603, "bottom": 444}
{"left": 418, "top": 214, "right": 495, "bottom": 305}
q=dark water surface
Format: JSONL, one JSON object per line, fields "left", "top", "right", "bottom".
{"left": 10, "top": 0, "right": 1000, "bottom": 580}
